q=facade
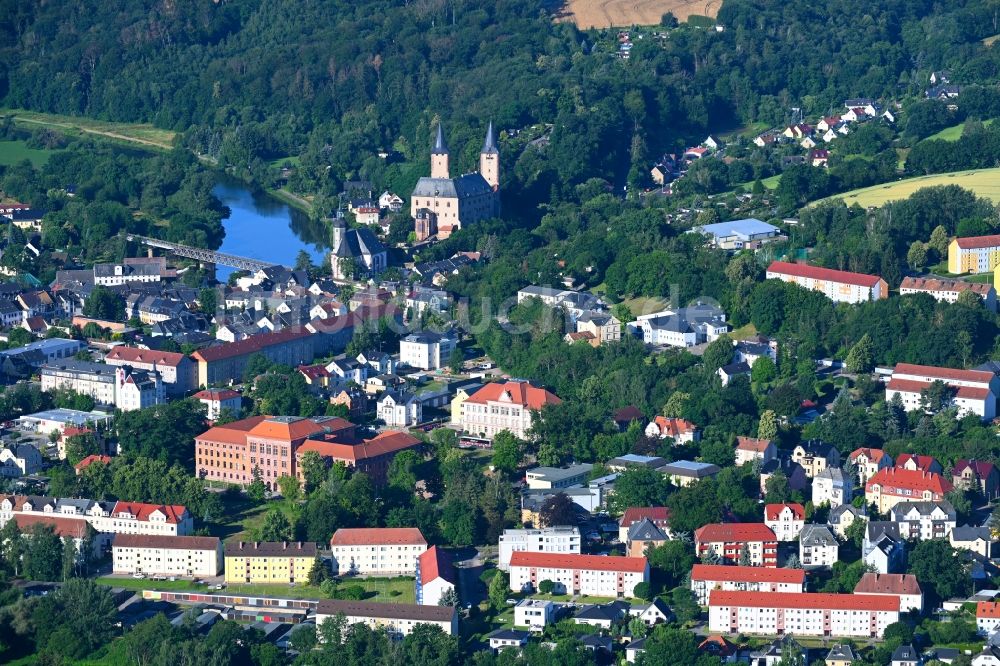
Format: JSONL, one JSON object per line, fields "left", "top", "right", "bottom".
{"left": 690, "top": 564, "right": 805, "bottom": 605}
{"left": 194, "top": 388, "right": 243, "bottom": 420}
{"left": 93, "top": 257, "right": 166, "bottom": 286}
{"left": 575, "top": 312, "right": 622, "bottom": 345}
{"left": 507, "top": 552, "right": 649, "bottom": 598}
{"left": 416, "top": 545, "right": 455, "bottom": 606}
{"left": 104, "top": 346, "right": 195, "bottom": 394}
{"left": 626, "top": 518, "right": 670, "bottom": 557}
{"left": 900, "top": 276, "right": 997, "bottom": 311}
{"left": 40, "top": 361, "right": 165, "bottom": 411}
{"left": 223, "top": 541, "right": 316, "bottom": 584}
{"left": 112, "top": 534, "right": 223, "bottom": 577}
{"left": 329, "top": 218, "right": 388, "bottom": 281}
{"left": 694, "top": 523, "right": 779, "bottom": 567}
{"left": 791, "top": 440, "right": 840, "bottom": 478}
{"left": 190, "top": 327, "right": 315, "bottom": 387}
{"left": 399, "top": 331, "right": 457, "bottom": 371}
{"left": 329, "top": 527, "right": 428, "bottom": 576}
{"left": 812, "top": 468, "right": 852, "bottom": 509}
{"left": 765, "top": 261, "right": 887, "bottom": 303}
{"left": 514, "top": 599, "right": 556, "bottom": 630}
{"left": 948, "top": 235, "right": 1000, "bottom": 274}
{"left": 889, "top": 500, "right": 957, "bottom": 541}
{"left": 708, "top": 590, "right": 900, "bottom": 638}
{"left": 376, "top": 391, "right": 422, "bottom": 427}
{"left": 853, "top": 573, "right": 923, "bottom": 613}
{"left": 764, "top": 503, "right": 805, "bottom": 542}
{"left": 460, "top": 380, "right": 561, "bottom": 441}
{"left": 316, "top": 599, "right": 457, "bottom": 638}
{"left": 799, "top": 525, "right": 839, "bottom": 569}
{"left": 885, "top": 363, "right": 998, "bottom": 420}
{"left": 498, "top": 526, "right": 581, "bottom": 570}
{"left": 953, "top": 459, "right": 1000, "bottom": 499}
{"left": 525, "top": 463, "right": 593, "bottom": 490}
{"left": 979, "top": 602, "right": 1000, "bottom": 635}
{"left": 865, "top": 467, "right": 954, "bottom": 513}
{"left": 849, "top": 447, "right": 892, "bottom": 486}
{"left": 951, "top": 525, "right": 994, "bottom": 558}
{"left": 735, "top": 436, "right": 776, "bottom": 466}
{"left": 410, "top": 123, "right": 500, "bottom": 240}
{"left": 619, "top": 507, "right": 671, "bottom": 543}
{"left": 629, "top": 304, "right": 729, "bottom": 347}
{"left": 828, "top": 504, "right": 868, "bottom": 538}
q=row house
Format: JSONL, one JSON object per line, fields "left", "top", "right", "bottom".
{"left": 329, "top": 527, "right": 428, "bottom": 576}
{"left": 853, "top": 572, "right": 923, "bottom": 613}
{"left": 694, "top": 523, "right": 778, "bottom": 567}
{"left": 459, "top": 380, "right": 561, "bottom": 441}
{"left": 223, "top": 541, "right": 316, "bottom": 584}
{"left": 735, "top": 436, "right": 776, "bottom": 467}
{"left": 764, "top": 503, "right": 805, "bottom": 542}
{"left": 507, "top": 552, "right": 649, "bottom": 598}
{"left": 865, "top": 467, "right": 953, "bottom": 513}
{"left": 708, "top": 590, "right": 900, "bottom": 638}
{"left": 885, "top": 363, "right": 998, "bottom": 420}
{"left": 899, "top": 276, "right": 997, "bottom": 312}
{"left": 112, "top": 534, "right": 222, "bottom": 577}
{"left": 765, "top": 261, "right": 887, "bottom": 304}
{"left": 848, "top": 448, "right": 892, "bottom": 486}
{"left": 889, "top": 500, "right": 957, "bottom": 541}
{"left": 498, "top": 526, "right": 582, "bottom": 570}
{"left": 689, "top": 564, "right": 805, "bottom": 605}
{"left": 316, "top": 600, "right": 457, "bottom": 638}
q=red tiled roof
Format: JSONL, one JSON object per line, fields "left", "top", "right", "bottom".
{"left": 954, "top": 459, "right": 997, "bottom": 478}
{"left": 698, "top": 635, "right": 737, "bottom": 657}
{"left": 106, "top": 346, "right": 187, "bottom": 368}
{"left": 979, "top": 601, "right": 1000, "bottom": 618}
{"left": 62, "top": 426, "right": 93, "bottom": 440}
{"left": 74, "top": 454, "right": 111, "bottom": 472}
{"left": 297, "top": 431, "right": 420, "bottom": 463}
{"left": 196, "top": 415, "right": 268, "bottom": 446}
{"left": 694, "top": 523, "right": 777, "bottom": 543}
{"left": 418, "top": 545, "right": 456, "bottom": 586}
{"left": 691, "top": 564, "right": 805, "bottom": 585}
{"left": 620, "top": 507, "right": 670, "bottom": 528}
{"left": 194, "top": 389, "right": 241, "bottom": 401}
{"left": 895, "top": 453, "right": 941, "bottom": 471}
{"left": 14, "top": 514, "right": 89, "bottom": 538}
{"left": 111, "top": 501, "right": 188, "bottom": 524}
{"left": 892, "top": 362, "right": 994, "bottom": 384}
{"left": 509, "top": 551, "right": 648, "bottom": 573}
{"left": 113, "top": 534, "right": 220, "bottom": 551}
{"left": 736, "top": 436, "right": 772, "bottom": 452}
{"left": 850, "top": 447, "right": 889, "bottom": 463}
{"left": 709, "top": 590, "right": 898, "bottom": 612}
{"left": 649, "top": 416, "right": 698, "bottom": 438}
{"left": 766, "top": 261, "right": 881, "bottom": 288}
{"left": 613, "top": 406, "right": 645, "bottom": 423}
{"left": 888, "top": 377, "right": 992, "bottom": 401}
{"left": 249, "top": 417, "right": 331, "bottom": 441}
{"left": 297, "top": 364, "right": 331, "bottom": 380}
{"left": 190, "top": 327, "right": 311, "bottom": 363}
{"left": 900, "top": 276, "right": 993, "bottom": 296}
{"left": 853, "top": 573, "right": 921, "bottom": 596}
{"left": 865, "top": 467, "right": 953, "bottom": 495}
{"left": 764, "top": 503, "right": 804, "bottom": 521}
{"left": 465, "top": 381, "right": 561, "bottom": 410}
{"left": 955, "top": 234, "right": 1000, "bottom": 250}
{"left": 330, "top": 527, "right": 427, "bottom": 547}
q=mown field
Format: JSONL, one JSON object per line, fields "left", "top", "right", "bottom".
{"left": 926, "top": 118, "right": 995, "bottom": 142}
{"left": 0, "top": 140, "right": 60, "bottom": 167}
{"left": 1, "top": 108, "right": 175, "bottom": 150}
{"left": 555, "top": 0, "right": 719, "bottom": 28}
{"left": 812, "top": 167, "right": 1000, "bottom": 207}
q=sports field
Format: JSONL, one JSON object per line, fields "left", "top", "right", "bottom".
{"left": 556, "top": 0, "right": 719, "bottom": 28}
{"left": 812, "top": 168, "right": 1000, "bottom": 208}
{"left": 1, "top": 108, "right": 175, "bottom": 150}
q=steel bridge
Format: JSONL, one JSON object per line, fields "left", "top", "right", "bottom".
{"left": 125, "top": 235, "right": 278, "bottom": 272}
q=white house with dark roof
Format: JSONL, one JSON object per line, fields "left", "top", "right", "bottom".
{"left": 812, "top": 467, "right": 852, "bottom": 508}
{"left": 890, "top": 500, "right": 957, "bottom": 541}
{"left": 329, "top": 217, "right": 387, "bottom": 281}
{"left": 799, "top": 524, "right": 839, "bottom": 569}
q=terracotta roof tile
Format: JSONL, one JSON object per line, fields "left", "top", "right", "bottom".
{"left": 691, "top": 564, "right": 805, "bottom": 585}
{"left": 508, "top": 552, "right": 648, "bottom": 573}
{"left": 736, "top": 436, "right": 772, "bottom": 452}
{"left": 695, "top": 523, "right": 777, "bottom": 543}
{"left": 892, "top": 362, "right": 994, "bottom": 384}
{"left": 330, "top": 528, "right": 427, "bottom": 547}
{"left": 767, "top": 260, "right": 881, "bottom": 288}
{"left": 853, "top": 573, "right": 921, "bottom": 596}
{"left": 464, "top": 381, "right": 561, "bottom": 410}
{"left": 955, "top": 234, "right": 1000, "bottom": 250}
{"left": 106, "top": 346, "right": 187, "bottom": 367}
{"left": 764, "top": 503, "right": 805, "bottom": 521}
{"left": 419, "top": 545, "right": 456, "bottom": 586}
{"left": 191, "top": 327, "right": 311, "bottom": 363}
{"left": 865, "top": 467, "right": 953, "bottom": 495}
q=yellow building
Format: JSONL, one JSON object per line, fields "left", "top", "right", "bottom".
{"left": 223, "top": 541, "right": 317, "bottom": 584}
{"left": 449, "top": 385, "right": 481, "bottom": 426}
{"left": 948, "top": 234, "right": 1000, "bottom": 274}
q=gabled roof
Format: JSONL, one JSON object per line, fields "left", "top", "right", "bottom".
{"left": 954, "top": 459, "right": 997, "bottom": 478}
{"left": 709, "top": 590, "right": 898, "bottom": 611}
{"left": 465, "top": 381, "right": 561, "bottom": 410}
{"left": 895, "top": 453, "right": 942, "bottom": 471}
{"left": 892, "top": 362, "right": 994, "bottom": 384}
{"left": 850, "top": 447, "right": 889, "bottom": 463}
{"left": 111, "top": 501, "right": 188, "bottom": 524}
{"left": 900, "top": 276, "right": 993, "bottom": 296}
{"left": 766, "top": 260, "right": 881, "bottom": 288}
{"left": 954, "top": 234, "right": 1000, "bottom": 250}
{"left": 620, "top": 506, "right": 670, "bottom": 527}
{"left": 627, "top": 518, "right": 668, "bottom": 542}
{"left": 978, "top": 601, "right": 1000, "bottom": 618}
{"left": 14, "top": 513, "right": 90, "bottom": 537}
{"left": 691, "top": 564, "right": 805, "bottom": 584}
{"left": 74, "top": 454, "right": 111, "bottom": 472}
{"left": 330, "top": 527, "right": 427, "bottom": 547}
{"left": 648, "top": 416, "right": 698, "bottom": 438}
{"left": 694, "top": 523, "right": 777, "bottom": 543}
{"left": 799, "top": 524, "right": 837, "bottom": 547}
{"left": 113, "top": 534, "right": 220, "bottom": 551}
{"left": 764, "top": 503, "right": 804, "bottom": 521}
{"left": 418, "top": 545, "right": 455, "bottom": 586}
{"left": 854, "top": 572, "right": 921, "bottom": 596}
{"left": 191, "top": 327, "right": 311, "bottom": 363}
{"left": 736, "top": 436, "right": 772, "bottom": 452}
{"left": 866, "top": 467, "right": 953, "bottom": 495}
{"left": 508, "top": 552, "right": 647, "bottom": 573}
{"left": 224, "top": 541, "right": 317, "bottom": 556}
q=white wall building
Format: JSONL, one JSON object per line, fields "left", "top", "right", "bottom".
{"left": 690, "top": 564, "right": 806, "bottom": 605}
{"left": 708, "top": 591, "right": 900, "bottom": 638}
{"left": 885, "top": 363, "right": 998, "bottom": 420}
{"left": 40, "top": 360, "right": 164, "bottom": 412}
{"left": 399, "top": 331, "right": 457, "bottom": 371}
{"left": 763, "top": 503, "right": 805, "bottom": 542}
{"left": 498, "top": 526, "right": 581, "bottom": 570}
{"left": 376, "top": 391, "right": 422, "bottom": 428}
{"left": 628, "top": 304, "right": 728, "bottom": 348}
{"left": 112, "top": 534, "right": 222, "bottom": 577}
{"left": 194, "top": 388, "right": 243, "bottom": 420}
{"left": 508, "top": 552, "right": 649, "bottom": 598}
{"left": 900, "top": 276, "right": 997, "bottom": 312}
{"left": 316, "top": 599, "right": 457, "bottom": 638}
{"left": 765, "top": 261, "right": 887, "bottom": 304}
{"left": 329, "top": 527, "right": 428, "bottom": 576}
{"left": 514, "top": 599, "right": 556, "bottom": 631}
{"left": 812, "top": 468, "right": 852, "bottom": 509}
{"left": 416, "top": 546, "right": 455, "bottom": 606}
{"left": 799, "top": 525, "right": 840, "bottom": 569}
{"left": 460, "top": 380, "right": 561, "bottom": 441}
{"left": 854, "top": 573, "right": 923, "bottom": 613}
{"left": 889, "top": 501, "right": 957, "bottom": 541}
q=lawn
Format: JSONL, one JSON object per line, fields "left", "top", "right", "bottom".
{"left": 1, "top": 108, "right": 176, "bottom": 150}
{"left": 95, "top": 575, "right": 416, "bottom": 602}
{"left": 95, "top": 576, "right": 205, "bottom": 593}
{"left": 926, "top": 118, "right": 995, "bottom": 142}
{"left": 0, "top": 140, "right": 60, "bottom": 167}
{"left": 811, "top": 167, "right": 1000, "bottom": 208}
{"left": 621, "top": 295, "right": 670, "bottom": 317}
{"left": 206, "top": 494, "right": 298, "bottom": 542}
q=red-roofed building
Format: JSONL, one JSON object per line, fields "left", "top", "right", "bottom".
{"left": 735, "top": 436, "right": 776, "bottom": 466}
{"left": 459, "top": 381, "right": 561, "bottom": 440}
{"left": 618, "top": 507, "right": 670, "bottom": 542}
{"left": 763, "top": 503, "right": 805, "bottom": 541}
{"left": 698, "top": 635, "right": 737, "bottom": 661}
{"left": 190, "top": 327, "right": 314, "bottom": 387}
{"left": 953, "top": 459, "right": 1000, "bottom": 498}
{"left": 949, "top": 235, "right": 1000, "bottom": 274}
{"left": 330, "top": 528, "right": 428, "bottom": 576}
{"left": 294, "top": 430, "right": 422, "bottom": 486}
{"left": 900, "top": 276, "right": 997, "bottom": 311}
{"left": 694, "top": 523, "right": 778, "bottom": 567}
{"left": 849, "top": 447, "right": 893, "bottom": 485}
{"left": 895, "top": 453, "right": 944, "bottom": 475}
{"left": 194, "top": 388, "right": 242, "bottom": 421}
{"left": 104, "top": 346, "right": 195, "bottom": 393}
{"left": 865, "top": 467, "right": 953, "bottom": 513}
{"left": 765, "top": 261, "right": 887, "bottom": 303}
{"left": 74, "top": 454, "right": 111, "bottom": 475}
{"left": 978, "top": 601, "right": 1000, "bottom": 634}
{"left": 690, "top": 564, "right": 806, "bottom": 604}
{"left": 886, "top": 363, "right": 998, "bottom": 420}
{"left": 644, "top": 416, "right": 700, "bottom": 443}
{"left": 508, "top": 552, "right": 649, "bottom": 598}
{"left": 853, "top": 573, "right": 923, "bottom": 612}
{"left": 708, "top": 590, "right": 900, "bottom": 638}
{"left": 416, "top": 546, "right": 456, "bottom": 606}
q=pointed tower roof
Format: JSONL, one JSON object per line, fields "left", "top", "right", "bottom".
{"left": 482, "top": 121, "right": 498, "bottom": 154}
{"left": 432, "top": 123, "right": 448, "bottom": 155}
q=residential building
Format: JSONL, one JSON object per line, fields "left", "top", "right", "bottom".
{"left": 0, "top": 444, "right": 42, "bottom": 478}
{"left": 644, "top": 416, "right": 700, "bottom": 443}
{"left": 849, "top": 447, "right": 892, "bottom": 486}
{"left": 514, "top": 599, "right": 555, "bottom": 631}
{"left": 764, "top": 503, "right": 805, "bottom": 541}
{"left": 708, "top": 590, "right": 900, "bottom": 638}
{"left": 507, "top": 552, "right": 649, "bottom": 598}
{"left": 459, "top": 380, "right": 561, "bottom": 441}
{"left": 630, "top": 597, "right": 672, "bottom": 626}
{"left": 626, "top": 518, "right": 670, "bottom": 557}
{"left": 376, "top": 390, "right": 421, "bottom": 427}
{"left": 525, "top": 463, "right": 593, "bottom": 490}
{"left": 896, "top": 453, "right": 944, "bottom": 474}
{"left": 863, "top": 522, "right": 907, "bottom": 573}
{"left": 891, "top": 645, "right": 921, "bottom": 666}
{"left": 628, "top": 303, "right": 728, "bottom": 347}
{"left": 316, "top": 599, "right": 457, "bottom": 638}
{"left": 329, "top": 527, "right": 427, "bottom": 576}
{"left": 293, "top": 430, "right": 422, "bottom": 487}
{"left": 812, "top": 468, "right": 852, "bottom": 509}
{"left": 694, "top": 523, "right": 778, "bottom": 567}
{"left": 112, "top": 534, "right": 223, "bottom": 577}
{"left": 948, "top": 234, "right": 1000, "bottom": 274}
{"left": 40, "top": 361, "right": 165, "bottom": 411}
{"left": 890, "top": 500, "right": 957, "bottom": 541}
{"left": 826, "top": 644, "right": 861, "bottom": 666}
{"left": 979, "top": 602, "right": 1000, "bottom": 635}
{"left": 575, "top": 311, "right": 621, "bottom": 345}
{"left": 953, "top": 460, "right": 1000, "bottom": 499}
{"left": 828, "top": 504, "right": 868, "bottom": 538}
{"left": 74, "top": 454, "right": 111, "bottom": 475}
{"left": 900, "top": 276, "right": 997, "bottom": 311}
{"left": 190, "top": 327, "right": 314, "bottom": 387}
{"left": 618, "top": 507, "right": 670, "bottom": 543}
{"left": 486, "top": 629, "right": 530, "bottom": 653}
{"left": 799, "top": 525, "right": 839, "bottom": 568}
{"left": 791, "top": 440, "right": 840, "bottom": 478}
{"left": 690, "top": 564, "right": 805, "bottom": 605}
{"left": 717, "top": 360, "right": 751, "bottom": 387}
{"left": 194, "top": 389, "right": 242, "bottom": 421}
{"left": 735, "top": 436, "right": 776, "bottom": 466}
{"left": 691, "top": 218, "right": 781, "bottom": 250}
{"left": 865, "top": 467, "right": 954, "bottom": 513}
{"left": 223, "top": 541, "right": 316, "bottom": 584}
{"left": 661, "top": 460, "right": 720, "bottom": 487}
{"left": 760, "top": 458, "right": 809, "bottom": 495}
{"left": 104, "top": 346, "right": 195, "bottom": 394}
{"left": 516, "top": 286, "right": 604, "bottom": 319}
{"left": 416, "top": 546, "right": 455, "bottom": 606}
{"left": 885, "top": 363, "right": 998, "bottom": 420}
{"left": 574, "top": 600, "right": 630, "bottom": 628}
{"left": 93, "top": 258, "right": 167, "bottom": 286}
{"left": 399, "top": 331, "right": 457, "bottom": 371}
{"left": 498, "top": 526, "right": 581, "bottom": 570}
{"left": 765, "top": 261, "right": 887, "bottom": 303}
{"left": 952, "top": 525, "right": 994, "bottom": 558}
{"left": 853, "top": 572, "right": 923, "bottom": 613}
{"left": 972, "top": 645, "right": 1000, "bottom": 666}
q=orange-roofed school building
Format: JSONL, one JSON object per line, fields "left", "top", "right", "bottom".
{"left": 885, "top": 363, "right": 998, "bottom": 420}
{"left": 294, "top": 430, "right": 422, "bottom": 487}
{"left": 694, "top": 523, "right": 778, "bottom": 567}
{"left": 690, "top": 564, "right": 806, "bottom": 605}
{"left": 708, "top": 590, "right": 900, "bottom": 638}
{"left": 416, "top": 545, "right": 456, "bottom": 606}
{"left": 865, "top": 467, "right": 954, "bottom": 513}
{"left": 948, "top": 234, "right": 1000, "bottom": 274}
{"left": 507, "top": 552, "right": 649, "bottom": 598}
{"left": 765, "top": 261, "right": 887, "bottom": 303}
{"left": 458, "top": 380, "right": 561, "bottom": 441}
{"left": 763, "top": 503, "right": 805, "bottom": 541}
{"left": 329, "top": 528, "right": 428, "bottom": 576}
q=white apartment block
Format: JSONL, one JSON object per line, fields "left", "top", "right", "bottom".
{"left": 766, "top": 261, "right": 887, "bottom": 304}
{"left": 708, "top": 591, "right": 900, "bottom": 638}
{"left": 104, "top": 346, "right": 196, "bottom": 394}
{"left": 399, "top": 332, "right": 457, "bottom": 371}
{"left": 316, "top": 600, "right": 457, "bottom": 638}
{"left": 799, "top": 525, "right": 840, "bottom": 569}
{"left": 40, "top": 361, "right": 165, "bottom": 412}
{"left": 112, "top": 534, "right": 222, "bottom": 577}
{"left": 498, "top": 526, "right": 582, "bottom": 570}
{"left": 889, "top": 501, "right": 957, "bottom": 541}
{"left": 508, "top": 552, "right": 649, "bottom": 598}
{"left": 885, "top": 363, "right": 997, "bottom": 420}
{"left": 812, "top": 468, "right": 852, "bottom": 509}
{"left": 329, "top": 528, "right": 428, "bottom": 576}
{"left": 899, "top": 277, "right": 997, "bottom": 312}
{"left": 764, "top": 504, "right": 805, "bottom": 542}
{"left": 690, "top": 564, "right": 806, "bottom": 605}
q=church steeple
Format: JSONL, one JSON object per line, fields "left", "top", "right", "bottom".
{"left": 433, "top": 123, "right": 448, "bottom": 154}
{"left": 430, "top": 123, "right": 450, "bottom": 179}
{"left": 482, "top": 121, "right": 498, "bottom": 155}
{"left": 479, "top": 120, "right": 499, "bottom": 191}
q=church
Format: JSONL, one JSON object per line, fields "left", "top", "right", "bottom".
{"left": 411, "top": 122, "right": 500, "bottom": 241}
{"left": 329, "top": 217, "right": 387, "bottom": 281}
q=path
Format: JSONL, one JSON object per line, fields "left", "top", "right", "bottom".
{"left": 453, "top": 547, "right": 486, "bottom": 608}
{"left": 10, "top": 115, "right": 173, "bottom": 150}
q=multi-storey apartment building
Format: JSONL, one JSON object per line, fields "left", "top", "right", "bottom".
{"left": 398, "top": 331, "right": 457, "bottom": 371}
{"left": 765, "top": 261, "right": 887, "bottom": 303}
{"left": 948, "top": 234, "right": 1000, "bottom": 274}
{"left": 853, "top": 573, "right": 923, "bottom": 613}
{"left": 498, "top": 526, "right": 582, "bottom": 570}
{"left": 763, "top": 503, "right": 805, "bottom": 542}
{"left": 694, "top": 523, "right": 778, "bottom": 567}
{"left": 885, "top": 363, "right": 998, "bottom": 420}
{"left": 690, "top": 564, "right": 806, "bottom": 605}
{"left": 40, "top": 361, "right": 164, "bottom": 411}
{"left": 889, "top": 501, "right": 957, "bottom": 541}
{"left": 223, "top": 541, "right": 316, "bottom": 584}
{"left": 848, "top": 448, "right": 892, "bottom": 486}
{"left": 104, "top": 346, "right": 196, "bottom": 394}
{"left": 112, "top": 534, "right": 223, "bottom": 577}
{"left": 459, "top": 380, "right": 561, "bottom": 441}
{"left": 865, "top": 467, "right": 954, "bottom": 513}
{"left": 507, "top": 552, "right": 649, "bottom": 598}
{"left": 316, "top": 600, "right": 457, "bottom": 638}
{"left": 899, "top": 276, "right": 997, "bottom": 311}
{"left": 190, "top": 327, "right": 315, "bottom": 387}
{"left": 708, "top": 591, "right": 900, "bottom": 638}
{"left": 329, "top": 528, "right": 428, "bottom": 576}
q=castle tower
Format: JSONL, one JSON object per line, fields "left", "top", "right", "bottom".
{"left": 430, "top": 123, "right": 449, "bottom": 179}
{"left": 479, "top": 120, "right": 499, "bottom": 191}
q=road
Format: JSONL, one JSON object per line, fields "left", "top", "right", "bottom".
{"left": 453, "top": 547, "right": 486, "bottom": 608}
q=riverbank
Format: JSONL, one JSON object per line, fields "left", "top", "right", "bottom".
{"left": 268, "top": 187, "right": 314, "bottom": 215}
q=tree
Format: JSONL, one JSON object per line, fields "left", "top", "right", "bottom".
{"left": 661, "top": 391, "right": 690, "bottom": 418}
{"left": 764, "top": 471, "right": 790, "bottom": 503}
{"left": 609, "top": 467, "right": 672, "bottom": 514}
{"left": 907, "top": 241, "right": 928, "bottom": 270}
{"left": 198, "top": 287, "right": 218, "bottom": 316}
{"left": 299, "top": 450, "right": 327, "bottom": 494}
{"left": 702, "top": 334, "right": 733, "bottom": 372}
{"left": 24, "top": 523, "right": 63, "bottom": 581}
{"left": 751, "top": 356, "right": 777, "bottom": 384}
{"left": 539, "top": 492, "right": 579, "bottom": 527}
{"left": 490, "top": 430, "right": 522, "bottom": 477}
{"left": 738, "top": 543, "right": 751, "bottom": 566}
{"left": 31, "top": 579, "right": 118, "bottom": 658}
{"left": 538, "top": 579, "right": 556, "bottom": 594}
{"left": 388, "top": 449, "right": 420, "bottom": 494}
{"left": 757, "top": 409, "right": 778, "bottom": 440}
{"left": 438, "top": 588, "right": 459, "bottom": 606}
{"left": 258, "top": 508, "right": 292, "bottom": 542}
{"left": 845, "top": 333, "right": 875, "bottom": 374}
{"left": 929, "top": 225, "right": 950, "bottom": 256}
{"left": 82, "top": 285, "right": 125, "bottom": 321}
{"left": 907, "top": 540, "right": 969, "bottom": 600}
{"left": 247, "top": 466, "right": 266, "bottom": 503}
{"left": 489, "top": 570, "right": 509, "bottom": 609}
{"left": 647, "top": 540, "right": 696, "bottom": 589}
{"left": 276, "top": 475, "right": 301, "bottom": 502}
{"left": 632, "top": 581, "right": 652, "bottom": 600}
{"left": 844, "top": 516, "right": 867, "bottom": 548}
{"left": 0, "top": 519, "right": 24, "bottom": 575}
{"left": 447, "top": 346, "right": 464, "bottom": 372}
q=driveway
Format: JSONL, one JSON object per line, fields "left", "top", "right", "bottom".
{"left": 452, "top": 547, "right": 486, "bottom": 607}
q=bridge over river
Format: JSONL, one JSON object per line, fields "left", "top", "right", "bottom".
{"left": 125, "top": 235, "right": 280, "bottom": 273}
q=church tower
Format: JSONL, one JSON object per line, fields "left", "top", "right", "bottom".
{"left": 430, "top": 123, "right": 449, "bottom": 179}
{"left": 330, "top": 216, "right": 345, "bottom": 278}
{"left": 479, "top": 121, "right": 499, "bottom": 191}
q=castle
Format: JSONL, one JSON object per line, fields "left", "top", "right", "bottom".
{"left": 411, "top": 123, "right": 500, "bottom": 241}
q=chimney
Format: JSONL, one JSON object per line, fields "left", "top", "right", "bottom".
{"left": 283, "top": 541, "right": 287, "bottom": 550}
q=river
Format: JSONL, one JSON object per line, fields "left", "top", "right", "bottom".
{"left": 212, "top": 179, "right": 329, "bottom": 280}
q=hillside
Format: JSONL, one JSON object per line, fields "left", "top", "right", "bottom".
{"left": 812, "top": 168, "right": 1000, "bottom": 208}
